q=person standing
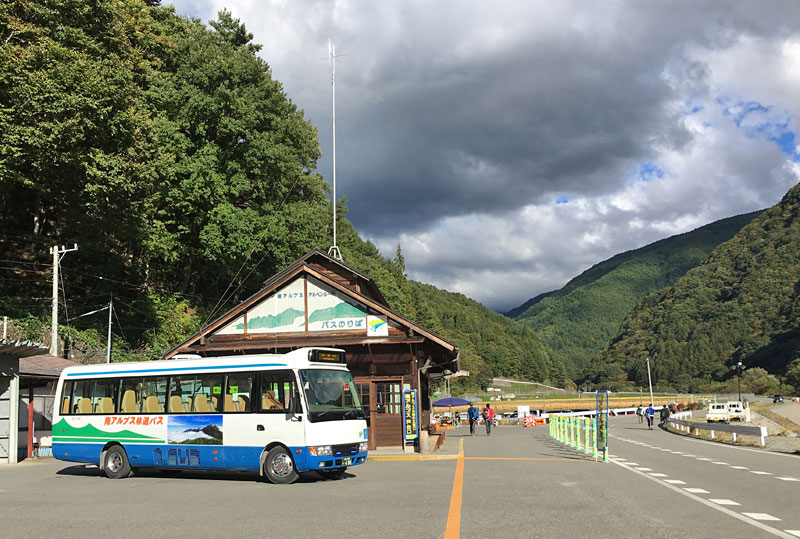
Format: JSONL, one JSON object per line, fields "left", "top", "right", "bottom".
{"left": 467, "top": 403, "right": 479, "bottom": 436}
{"left": 646, "top": 404, "right": 655, "bottom": 430}
{"left": 636, "top": 405, "right": 643, "bottom": 423}
{"left": 483, "top": 404, "right": 495, "bottom": 435}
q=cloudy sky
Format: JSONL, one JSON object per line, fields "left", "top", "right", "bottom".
{"left": 169, "top": 0, "right": 800, "bottom": 312}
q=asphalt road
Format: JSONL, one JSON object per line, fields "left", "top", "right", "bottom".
{"left": 2, "top": 417, "right": 799, "bottom": 538}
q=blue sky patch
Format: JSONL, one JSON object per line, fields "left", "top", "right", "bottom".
{"left": 720, "top": 97, "right": 799, "bottom": 161}
{"left": 555, "top": 195, "right": 570, "bottom": 205}
{"left": 638, "top": 162, "right": 664, "bottom": 182}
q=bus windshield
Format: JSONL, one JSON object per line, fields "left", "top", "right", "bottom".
{"left": 300, "top": 369, "right": 364, "bottom": 422}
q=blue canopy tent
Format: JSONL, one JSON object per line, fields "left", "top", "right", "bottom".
{"left": 433, "top": 397, "right": 472, "bottom": 407}
{"left": 432, "top": 397, "right": 472, "bottom": 429}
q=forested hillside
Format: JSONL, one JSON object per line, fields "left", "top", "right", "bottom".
{"left": 511, "top": 212, "right": 759, "bottom": 377}
{"left": 591, "top": 184, "right": 800, "bottom": 393}
{"left": 0, "top": 1, "right": 561, "bottom": 392}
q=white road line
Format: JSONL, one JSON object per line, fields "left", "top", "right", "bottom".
{"left": 742, "top": 513, "right": 781, "bottom": 522}
{"left": 648, "top": 473, "right": 668, "bottom": 477}
{"left": 777, "top": 477, "right": 800, "bottom": 482}
{"left": 636, "top": 467, "right": 653, "bottom": 471}
{"left": 696, "top": 457, "right": 712, "bottom": 461}
{"left": 712, "top": 461, "right": 729, "bottom": 465}
{"left": 683, "top": 454, "right": 697, "bottom": 457}
{"left": 784, "top": 530, "right": 800, "bottom": 537}
{"left": 672, "top": 451, "right": 684, "bottom": 454}
{"left": 625, "top": 462, "right": 639, "bottom": 466}
{"left": 664, "top": 480, "right": 686, "bottom": 484}
{"left": 731, "top": 466, "right": 749, "bottom": 470}
{"left": 684, "top": 488, "right": 710, "bottom": 494}
{"left": 751, "top": 471, "right": 773, "bottom": 475}
{"left": 709, "top": 499, "right": 740, "bottom": 506}
{"left": 612, "top": 461, "right": 796, "bottom": 538}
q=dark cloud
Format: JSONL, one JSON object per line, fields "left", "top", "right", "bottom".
{"left": 169, "top": 1, "right": 800, "bottom": 309}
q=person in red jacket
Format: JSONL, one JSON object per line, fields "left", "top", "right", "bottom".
{"left": 483, "top": 404, "right": 495, "bottom": 435}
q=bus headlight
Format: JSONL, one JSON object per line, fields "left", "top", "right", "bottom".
{"left": 309, "top": 446, "right": 332, "bottom": 456}
{"left": 359, "top": 442, "right": 368, "bottom": 453}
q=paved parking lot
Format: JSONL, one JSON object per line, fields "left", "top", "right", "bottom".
{"left": 1, "top": 421, "right": 788, "bottom": 538}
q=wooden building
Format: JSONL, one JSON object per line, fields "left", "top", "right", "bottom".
{"left": 164, "top": 249, "right": 459, "bottom": 450}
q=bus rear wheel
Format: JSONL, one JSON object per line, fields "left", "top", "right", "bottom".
{"left": 316, "top": 467, "right": 346, "bottom": 480}
{"left": 263, "top": 446, "right": 299, "bottom": 484}
{"left": 103, "top": 446, "right": 131, "bottom": 479}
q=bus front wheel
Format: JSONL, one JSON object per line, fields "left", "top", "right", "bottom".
{"left": 263, "top": 446, "right": 299, "bottom": 484}
{"left": 103, "top": 446, "right": 131, "bottom": 479}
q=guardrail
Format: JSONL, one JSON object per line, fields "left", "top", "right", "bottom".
{"left": 666, "top": 415, "right": 767, "bottom": 446}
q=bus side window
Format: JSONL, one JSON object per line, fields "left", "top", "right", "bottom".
{"left": 91, "top": 379, "right": 119, "bottom": 414}
{"left": 120, "top": 379, "right": 143, "bottom": 413}
{"left": 225, "top": 373, "right": 253, "bottom": 413}
{"left": 60, "top": 381, "right": 73, "bottom": 415}
{"left": 259, "top": 371, "right": 296, "bottom": 413}
{"left": 72, "top": 381, "right": 91, "bottom": 415}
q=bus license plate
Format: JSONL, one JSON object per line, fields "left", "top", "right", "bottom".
{"left": 342, "top": 457, "right": 352, "bottom": 466}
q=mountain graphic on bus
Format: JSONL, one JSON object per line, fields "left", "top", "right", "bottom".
{"left": 236, "top": 308, "right": 304, "bottom": 331}
{"left": 167, "top": 415, "right": 223, "bottom": 445}
{"left": 308, "top": 303, "right": 366, "bottom": 323}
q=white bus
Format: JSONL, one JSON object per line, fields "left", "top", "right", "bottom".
{"left": 52, "top": 347, "right": 368, "bottom": 483}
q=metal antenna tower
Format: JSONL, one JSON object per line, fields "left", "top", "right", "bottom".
{"left": 327, "top": 39, "right": 343, "bottom": 262}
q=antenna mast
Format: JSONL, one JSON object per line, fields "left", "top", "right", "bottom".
{"left": 327, "top": 39, "right": 343, "bottom": 261}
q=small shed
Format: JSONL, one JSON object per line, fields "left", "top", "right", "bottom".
{"left": 165, "top": 249, "right": 459, "bottom": 450}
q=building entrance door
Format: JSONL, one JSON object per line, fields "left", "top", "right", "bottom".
{"left": 355, "top": 378, "right": 404, "bottom": 450}
{"left": 372, "top": 379, "right": 403, "bottom": 448}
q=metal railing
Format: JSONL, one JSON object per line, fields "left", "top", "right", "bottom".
{"left": 666, "top": 415, "right": 767, "bottom": 446}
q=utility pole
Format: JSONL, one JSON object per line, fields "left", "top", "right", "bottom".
{"left": 49, "top": 243, "right": 78, "bottom": 357}
{"left": 106, "top": 295, "right": 113, "bottom": 364}
{"left": 646, "top": 357, "right": 654, "bottom": 406}
{"left": 735, "top": 361, "right": 744, "bottom": 402}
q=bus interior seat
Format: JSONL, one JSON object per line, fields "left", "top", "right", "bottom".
{"left": 193, "top": 394, "right": 210, "bottom": 412}
{"left": 61, "top": 397, "right": 70, "bottom": 415}
{"left": 121, "top": 390, "right": 138, "bottom": 413}
{"left": 170, "top": 395, "right": 185, "bottom": 413}
{"left": 77, "top": 398, "right": 92, "bottom": 414}
{"left": 185, "top": 396, "right": 192, "bottom": 411}
{"left": 211, "top": 396, "right": 218, "bottom": 411}
{"left": 144, "top": 395, "right": 162, "bottom": 413}
{"left": 98, "top": 397, "right": 114, "bottom": 414}
{"left": 263, "top": 390, "right": 282, "bottom": 410}
{"left": 237, "top": 394, "right": 250, "bottom": 412}
{"left": 224, "top": 394, "right": 236, "bottom": 412}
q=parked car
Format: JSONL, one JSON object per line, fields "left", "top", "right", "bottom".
{"left": 726, "top": 401, "right": 747, "bottom": 422}
{"left": 773, "top": 394, "right": 784, "bottom": 403}
{"left": 706, "top": 403, "right": 729, "bottom": 423}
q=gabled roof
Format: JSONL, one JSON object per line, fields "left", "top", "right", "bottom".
{"left": 163, "top": 249, "right": 457, "bottom": 362}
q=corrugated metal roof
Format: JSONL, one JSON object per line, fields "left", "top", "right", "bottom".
{"left": 0, "top": 339, "right": 49, "bottom": 358}
{"left": 20, "top": 354, "right": 81, "bottom": 377}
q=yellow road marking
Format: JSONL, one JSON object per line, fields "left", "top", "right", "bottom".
{"left": 444, "top": 439, "right": 465, "bottom": 539}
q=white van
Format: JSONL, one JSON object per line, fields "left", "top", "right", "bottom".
{"left": 726, "top": 401, "right": 748, "bottom": 422}
{"left": 706, "top": 403, "right": 729, "bottom": 423}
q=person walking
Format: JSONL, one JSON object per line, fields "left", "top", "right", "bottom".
{"left": 483, "top": 404, "right": 495, "bottom": 435}
{"left": 467, "top": 403, "right": 479, "bottom": 436}
{"left": 659, "top": 405, "right": 670, "bottom": 427}
{"left": 646, "top": 404, "right": 655, "bottom": 430}
{"left": 636, "top": 405, "right": 643, "bottom": 424}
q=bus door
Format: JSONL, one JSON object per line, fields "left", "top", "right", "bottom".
{"left": 255, "top": 370, "right": 304, "bottom": 449}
